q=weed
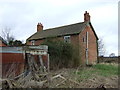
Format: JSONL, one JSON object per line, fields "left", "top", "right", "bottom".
{"left": 93, "top": 64, "right": 118, "bottom": 76}
{"left": 73, "top": 63, "right": 118, "bottom": 82}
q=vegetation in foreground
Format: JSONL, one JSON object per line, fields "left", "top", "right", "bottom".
{"left": 49, "top": 63, "right": 118, "bottom": 88}
{"left": 72, "top": 63, "right": 118, "bottom": 82}
{"left": 1, "top": 63, "right": 118, "bottom": 88}
{"left": 42, "top": 37, "right": 80, "bottom": 69}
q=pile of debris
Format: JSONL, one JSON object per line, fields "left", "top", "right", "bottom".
{"left": 1, "top": 72, "right": 81, "bottom": 88}
{"left": 1, "top": 52, "right": 80, "bottom": 88}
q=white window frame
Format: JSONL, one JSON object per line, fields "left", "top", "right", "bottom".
{"left": 64, "top": 35, "right": 71, "bottom": 43}
{"left": 31, "top": 40, "right": 35, "bottom": 45}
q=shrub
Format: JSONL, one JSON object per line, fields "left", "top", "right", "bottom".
{"left": 42, "top": 38, "right": 80, "bottom": 69}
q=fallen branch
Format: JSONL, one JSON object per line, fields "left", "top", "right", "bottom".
{"left": 68, "top": 79, "right": 80, "bottom": 85}
{"left": 2, "top": 79, "right": 14, "bottom": 88}
{"left": 55, "top": 80, "right": 66, "bottom": 87}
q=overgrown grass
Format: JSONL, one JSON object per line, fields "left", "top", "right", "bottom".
{"left": 75, "top": 69, "right": 96, "bottom": 82}
{"left": 93, "top": 64, "right": 118, "bottom": 76}
{"left": 73, "top": 63, "right": 118, "bottom": 82}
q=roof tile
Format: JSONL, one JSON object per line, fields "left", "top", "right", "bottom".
{"left": 27, "top": 22, "right": 88, "bottom": 40}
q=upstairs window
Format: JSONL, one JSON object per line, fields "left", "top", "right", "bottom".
{"left": 83, "top": 37, "right": 86, "bottom": 43}
{"left": 31, "top": 40, "right": 35, "bottom": 45}
{"left": 83, "top": 37, "right": 85, "bottom": 43}
{"left": 64, "top": 36, "right": 70, "bottom": 43}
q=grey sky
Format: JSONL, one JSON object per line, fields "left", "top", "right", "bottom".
{"left": 0, "top": 0, "right": 118, "bottom": 56}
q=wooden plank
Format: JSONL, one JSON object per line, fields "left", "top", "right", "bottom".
{"left": 28, "top": 45, "right": 48, "bottom": 50}
{"left": 23, "top": 45, "right": 48, "bottom": 51}
{"left": 39, "top": 55, "right": 44, "bottom": 72}
{"left": 47, "top": 54, "right": 50, "bottom": 72}
{"left": 22, "top": 45, "right": 48, "bottom": 55}
{"left": 26, "top": 50, "right": 47, "bottom": 55}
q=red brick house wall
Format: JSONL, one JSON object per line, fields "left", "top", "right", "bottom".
{"left": 27, "top": 39, "right": 44, "bottom": 45}
{"left": 79, "top": 25, "right": 97, "bottom": 65}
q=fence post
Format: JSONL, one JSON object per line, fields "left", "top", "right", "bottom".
{"left": 48, "top": 54, "right": 50, "bottom": 72}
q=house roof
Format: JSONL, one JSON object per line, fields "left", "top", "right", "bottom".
{"left": 0, "top": 36, "right": 7, "bottom": 45}
{"left": 27, "top": 22, "right": 98, "bottom": 41}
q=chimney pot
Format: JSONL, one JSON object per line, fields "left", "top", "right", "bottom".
{"left": 37, "top": 22, "right": 43, "bottom": 32}
{"left": 84, "top": 11, "right": 90, "bottom": 22}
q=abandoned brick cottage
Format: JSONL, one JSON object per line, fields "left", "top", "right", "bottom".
{"left": 26, "top": 11, "right": 98, "bottom": 65}
{"left": 0, "top": 11, "right": 98, "bottom": 78}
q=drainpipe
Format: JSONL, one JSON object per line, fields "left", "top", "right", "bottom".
{"left": 86, "top": 31, "right": 89, "bottom": 65}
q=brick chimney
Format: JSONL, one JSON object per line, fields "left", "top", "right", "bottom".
{"left": 37, "top": 23, "right": 43, "bottom": 32}
{"left": 84, "top": 11, "right": 90, "bottom": 22}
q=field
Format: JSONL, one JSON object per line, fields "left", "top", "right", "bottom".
{"left": 49, "top": 63, "right": 118, "bottom": 88}
{"left": 1, "top": 63, "right": 119, "bottom": 88}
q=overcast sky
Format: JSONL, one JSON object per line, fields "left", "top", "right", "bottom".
{"left": 0, "top": 0, "right": 118, "bottom": 56}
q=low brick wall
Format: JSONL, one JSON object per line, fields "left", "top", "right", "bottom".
{"left": 98, "top": 56, "right": 119, "bottom": 63}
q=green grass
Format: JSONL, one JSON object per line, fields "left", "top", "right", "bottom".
{"left": 73, "top": 63, "right": 118, "bottom": 82}
{"left": 75, "top": 69, "right": 96, "bottom": 82}
{"left": 93, "top": 64, "right": 118, "bottom": 76}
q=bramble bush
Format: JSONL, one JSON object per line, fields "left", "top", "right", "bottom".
{"left": 42, "top": 38, "right": 80, "bottom": 69}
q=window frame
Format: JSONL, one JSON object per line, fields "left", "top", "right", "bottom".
{"left": 31, "top": 40, "right": 35, "bottom": 45}
{"left": 83, "top": 37, "right": 85, "bottom": 43}
{"left": 64, "top": 35, "right": 71, "bottom": 43}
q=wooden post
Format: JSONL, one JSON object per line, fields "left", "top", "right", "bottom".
{"left": 23, "top": 50, "right": 26, "bottom": 60}
{"left": 48, "top": 54, "right": 50, "bottom": 72}
{"left": 27, "top": 54, "right": 32, "bottom": 72}
{"left": 22, "top": 45, "right": 49, "bottom": 74}
{"left": 39, "top": 55, "right": 44, "bottom": 72}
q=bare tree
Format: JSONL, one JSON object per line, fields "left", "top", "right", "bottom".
{"left": 1, "top": 27, "right": 15, "bottom": 45}
{"left": 98, "top": 38, "right": 106, "bottom": 56}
